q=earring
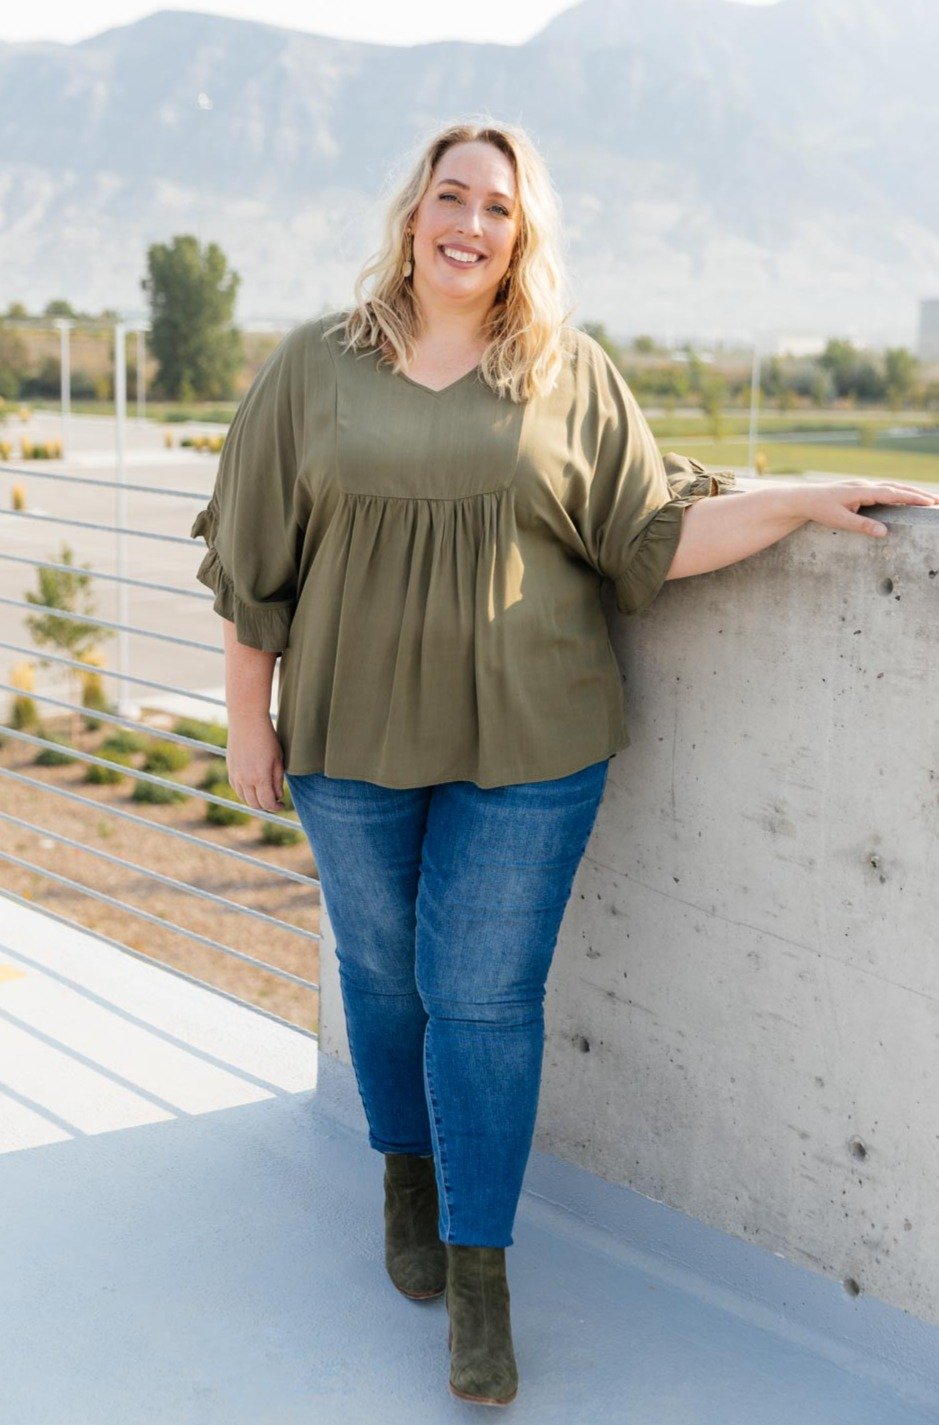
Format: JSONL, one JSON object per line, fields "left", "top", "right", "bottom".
{"left": 401, "top": 229, "right": 413, "bottom": 279}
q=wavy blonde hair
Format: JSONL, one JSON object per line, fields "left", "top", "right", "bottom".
{"left": 323, "top": 116, "right": 576, "bottom": 403}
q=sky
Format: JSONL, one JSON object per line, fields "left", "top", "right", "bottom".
{"left": 0, "top": 0, "right": 783, "bottom": 49}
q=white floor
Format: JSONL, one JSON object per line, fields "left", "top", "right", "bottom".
{"left": 1, "top": 898, "right": 938, "bottom": 1425}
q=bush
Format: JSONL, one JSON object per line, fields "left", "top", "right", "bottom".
{"left": 199, "top": 757, "right": 229, "bottom": 789}
{"left": 85, "top": 750, "right": 134, "bottom": 785}
{"left": 34, "top": 735, "right": 78, "bottom": 766}
{"left": 8, "top": 693, "right": 39, "bottom": 730}
{"left": 261, "top": 813, "right": 304, "bottom": 847}
{"left": 131, "top": 777, "right": 188, "bottom": 805}
{"left": 173, "top": 716, "right": 227, "bottom": 749}
{"left": 141, "top": 739, "right": 191, "bottom": 773}
{"left": 80, "top": 678, "right": 114, "bottom": 731}
{"left": 101, "top": 728, "right": 148, "bottom": 754}
{"left": 205, "top": 781, "right": 252, "bottom": 826}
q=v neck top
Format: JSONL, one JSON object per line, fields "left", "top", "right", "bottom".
{"left": 190, "top": 310, "right": 736, "bottom": 788}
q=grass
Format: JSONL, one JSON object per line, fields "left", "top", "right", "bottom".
{"left": 661, "top": 438, "right": 939, "bottom": 483}
{"left": 27, "top": 398, "right": 237, "bottom": 424}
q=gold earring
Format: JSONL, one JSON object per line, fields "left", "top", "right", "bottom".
{"left": 401, "top": 230, "right": 413, "bottom": 279}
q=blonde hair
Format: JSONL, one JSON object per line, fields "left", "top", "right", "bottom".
{"left": 324, "top": 117, "right": 576, "bottom": 403}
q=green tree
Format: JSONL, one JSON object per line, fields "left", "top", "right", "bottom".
{"left": 701, "top": 373, "right": 726, "bottom": 440}
{"left": 818, "top": 338, "right": 861, "bottom": 399}
{"left": 43, "top": 299, "right": 76, "bottom": 319}
{"left": 4, "top": 301, "right": 29, "bottom": 320}
{"left": 883, "top": 347, "right": 918, "bottom": 410}
{"left": 141, "top": 235, "right": 242, "bottom": 401}
{"left": 579, "top": 321, "right": 621, "bottom": 362}
{"left": 24, "top": 543, "right": 114, "bottom": 743}
{"left": 0, "top": 323, "right": 28, "bottom": 401}
{"left": 631, "top": 334, "right": 658, "bottom": 355}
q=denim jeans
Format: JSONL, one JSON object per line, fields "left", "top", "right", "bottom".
{"left": 285, "top": 758, "right": 611, "bottom": 1247}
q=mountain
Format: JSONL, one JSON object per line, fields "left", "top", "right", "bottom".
{"left": 0, "top": 1, "right": 934, "bottom": 344}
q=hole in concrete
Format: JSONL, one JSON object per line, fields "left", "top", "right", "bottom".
{"left": 879, "top": 577, "right": 894, "bottom": 595}
{"left": 577, "top": 1036, "right": 590, "bottom": 1053}
{"left": 848, "top": 1137, "right": 867, "bottom": 1160}
{"left": 843, "top": 1277, "right": 862, "bottom": 1298}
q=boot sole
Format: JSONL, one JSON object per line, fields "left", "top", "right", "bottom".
{"left": 393, "top": 1280, "right": 446, "bottom": 1300}
{"left": 447, "top": 1321, "right": 518, "bottom": 1405}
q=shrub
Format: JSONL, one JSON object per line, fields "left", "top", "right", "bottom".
{"left": 34, "top": 735, "right": 77, "bottom": 766}
{"left": 173, "top": 716, "right": 227, "bottom": 749}
{"left": 101, "top": 728, "right": 148, "bottom": 754}
{"left": 199, "top": 757, "right": 229, "bottom": 789}
{"left": 131, "top": 777, "right": 188, "bottom": 805}
{"left": 8, "top": 693, "right": 39, "bottom": 730}
{"left": 85, "top": 750, "right": 134, "bottom": 785}
{"left": 141, "top": 739, "right": 191, "bottom": 773}
{"left": 80, "top": 657, "right": 112, "bottom": 730}
{"left": 261, "top": 813, "right": 304, "bottom": 847}
{"left": 205, "top": 781, "right": 252, "bottom": 826}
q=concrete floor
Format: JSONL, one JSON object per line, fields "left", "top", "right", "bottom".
{"left": 1, "top": 898, "right": 938, "bottom": 1424}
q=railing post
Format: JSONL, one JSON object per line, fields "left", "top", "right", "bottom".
{"left": 113, "top": 318, "right": 136, "bottom": 718}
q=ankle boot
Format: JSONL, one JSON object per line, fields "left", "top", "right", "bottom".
{"left": 445, "top": 1243, "right": 518, "bottom": 1406}
{"left": 383, "top": 1152, "right": 447, "bottom": 1299}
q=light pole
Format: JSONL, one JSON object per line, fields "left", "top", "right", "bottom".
{"left": 134, "top": 323, "right": 150, "bottom": 423}
{"left": 53, "top": 317, "right": 72, "bottom": 458}
{"left": 747, "top": 339, "right": 762, "bottom": 476}
{"left": 113, "top": 317, "right": 137, "bottom": 719}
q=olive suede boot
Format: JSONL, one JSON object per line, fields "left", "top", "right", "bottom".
{"left": 445, "top": 1243, "right": 519, "bottom": 1406}
{"left": 383, "top": 1152, "right": 447, "bottom": 1299}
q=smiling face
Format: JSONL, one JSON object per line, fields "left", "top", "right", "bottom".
{"left": 408, "top": 140, "right": 520, "bottom": 317}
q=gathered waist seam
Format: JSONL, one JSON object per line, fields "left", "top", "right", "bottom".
{"left": 336, "top": 486, "right": 512, "bottom": 503}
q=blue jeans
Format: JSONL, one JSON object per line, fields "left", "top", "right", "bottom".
{"left": 285, "top": 758, "right": 610, "bottom": 1247}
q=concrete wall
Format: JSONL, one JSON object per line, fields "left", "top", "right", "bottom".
{"left": 317, "top": 499, "right": 939, "bottom": 1327}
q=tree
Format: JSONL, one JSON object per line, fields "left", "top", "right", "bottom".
{"left": 0, "top": 324, "right": 28, "bottom": 400}
{"left": 818, "top": 338, "right": 860, "bottom": 399}
{"left": 141, "top": 235, "right": 242, "bottom": 401}
{"left": 701, "top": 374, "right": 726, "bottom": 440}
{"left": 883, "top": 347, "right": 918, "bottom": 410}
{"left": 579, "top": 321, "right": 621, "bottom": 362}
{"left": 43, "top": 299, "right": 76, "bottom": 319}
{"left": 24, "top": 543, "right": 114, "bottom": 743}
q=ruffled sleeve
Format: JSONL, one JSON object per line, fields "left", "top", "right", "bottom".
{"left": 190, "top": 325, "right": 307, "bottom": 652}
{"left": 568, "top": 338, "right": 738, "bottom": 617}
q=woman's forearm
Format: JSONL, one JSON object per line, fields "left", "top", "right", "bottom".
{"left": 222, "top": 617, "right": 277, "bottom": 722}
{"left": 665, "top": 484, "right": 807, "bottom": 581}
{"left": 665, "top": 476, "right": 938, "bottom": 581}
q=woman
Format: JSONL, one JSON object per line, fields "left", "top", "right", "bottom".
{"left": 190, "top": 118, "right": 937, "bottom": 1407}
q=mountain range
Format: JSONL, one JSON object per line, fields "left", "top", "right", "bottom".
{"left": 0, "top": 0, "right": 935, "bottom": 345}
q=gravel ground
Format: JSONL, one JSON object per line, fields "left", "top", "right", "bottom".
{"left": 0, "top": 715, "right": 321, "bottom": 1033}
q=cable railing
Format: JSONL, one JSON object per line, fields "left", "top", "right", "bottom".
{"left": 0, "top": 447, "right": 321, "bottom": 1038}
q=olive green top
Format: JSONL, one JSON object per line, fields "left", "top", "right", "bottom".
{"left": 190, "top": 310, "right": 735, "bottom": 788}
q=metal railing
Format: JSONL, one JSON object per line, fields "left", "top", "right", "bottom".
{"left": 0, "top": 449, "right": 320, "bottom": 1038}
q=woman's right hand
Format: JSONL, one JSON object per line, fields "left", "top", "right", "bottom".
{"left": 226, "top": 715, "right": 285, "bottom": 812}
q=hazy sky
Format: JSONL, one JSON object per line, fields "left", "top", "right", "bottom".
{"left": 1, "top": 0, "right": 783, "bottom": 49}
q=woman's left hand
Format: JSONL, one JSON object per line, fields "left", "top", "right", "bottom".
{"left": 795, "top": 478, "right": 939, "bottom": 538}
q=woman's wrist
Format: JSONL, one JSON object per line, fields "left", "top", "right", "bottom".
{"left": 757, "top": 482, "right": 814, "bottom": 531}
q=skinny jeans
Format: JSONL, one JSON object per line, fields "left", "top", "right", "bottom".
{"left": 285, "top": 757, "right": 610, "bottom": 1247}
